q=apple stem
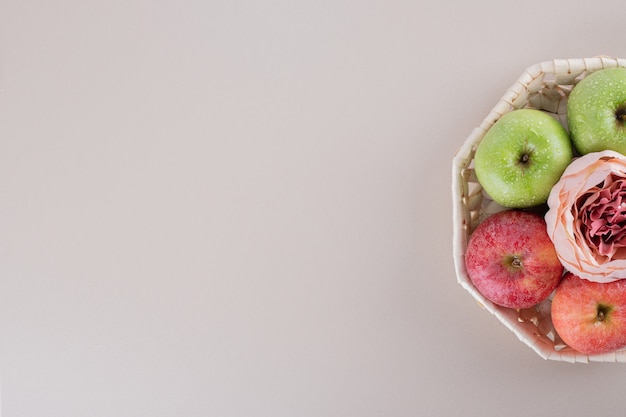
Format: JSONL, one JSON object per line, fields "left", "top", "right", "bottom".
{"left": 596, "top": 304, "right": 611, "bottom": 322}
{"left": 616, "top": 107, "right": 626, "bottom": 124}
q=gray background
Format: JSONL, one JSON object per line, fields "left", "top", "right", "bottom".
{"left": 1, "top": 1, "right": 625, "bottom": 416}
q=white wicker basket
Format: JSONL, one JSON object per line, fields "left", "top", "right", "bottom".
{"left": 452, "top": 57, "right": 626, "bottom": 363}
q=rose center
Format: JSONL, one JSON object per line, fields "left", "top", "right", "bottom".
{"left": 576, "top": 177, "right": 626, "bottom": 257}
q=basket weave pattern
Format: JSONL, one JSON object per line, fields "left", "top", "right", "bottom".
{"left": 452, "top": 57, "right": 626, "bottom": 363}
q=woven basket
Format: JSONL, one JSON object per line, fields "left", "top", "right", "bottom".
{"left": 452, "top": 57, "right": 626, "bottom": 363}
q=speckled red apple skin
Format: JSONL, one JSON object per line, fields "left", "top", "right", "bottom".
{"left": 552, "top": 273, "right": 626, "bottom": 355}
{"left": 465, "top": 210, "right": 564, "bottom": 309}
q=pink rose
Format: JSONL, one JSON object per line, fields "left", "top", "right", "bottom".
{"left": 546, "top": 150, "right": 626, "bottom": 282}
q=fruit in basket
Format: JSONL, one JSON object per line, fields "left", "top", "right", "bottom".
{"left": 474, "top": 108, "right": 573, "bottom": 208}
{"left": 464, "top": 209, "right": 563, "bottom": 309}
{"left": 551, "top": 272, "right": 626, "bottom": 355}
{"left": 568, "top": 67, "right": 626, "bottom": 155}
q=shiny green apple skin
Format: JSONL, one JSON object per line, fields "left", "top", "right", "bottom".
{"left": 568, "top": 67, "right": 626, "bottom": 155}
{"left": 474, "top": 109, "right": 573, "bottom": 208}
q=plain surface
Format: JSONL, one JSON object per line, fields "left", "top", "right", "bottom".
{"left": 1, "top": 1, "right": 626, "bottom": 416}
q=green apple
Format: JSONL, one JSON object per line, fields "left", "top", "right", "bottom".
{"left": 474, "top": 108, "right": 573, "bottom": 208}
{"left": 568, "top": 67, "right": 626, "bottom": 155}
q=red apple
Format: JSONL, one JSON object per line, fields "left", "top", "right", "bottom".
{"left": 551, "top": 273, "right": 626, "bottom": 355}
{"left": 465, "top": 209, "right": 563, "bottom": 309}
